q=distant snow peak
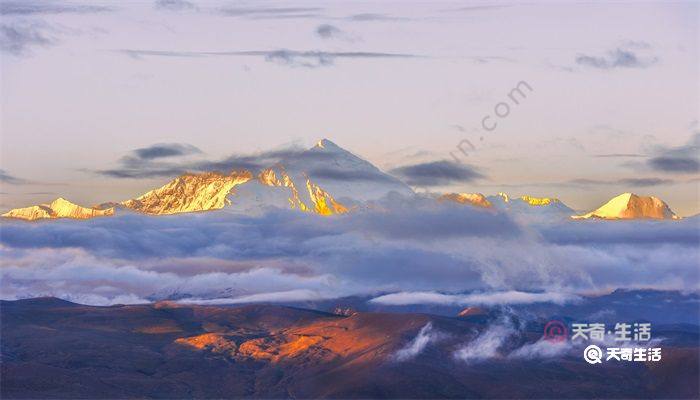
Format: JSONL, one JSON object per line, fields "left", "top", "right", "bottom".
{"left": 2, "top": 197, "right": 114, "bottom": 221}
{"left": 313, "top": 138, "right": 339, "bottom": 150}
{"left": 572, "top": 192, "right": 679, "bottom": 220}
{"left": 519, "top": 195, "right": 561, "bottom": 207}
{"left": 486, "top": 192, "right": 574, "bottom": 217}
{"left": 439, "top": 193, "right": 492, "bottom": 208}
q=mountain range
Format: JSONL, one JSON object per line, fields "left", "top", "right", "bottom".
{"left": 1, "top": 140, "right": 681, "bottom": 221}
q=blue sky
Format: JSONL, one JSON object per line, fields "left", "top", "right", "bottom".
{"left": 1, "top": 0, "right": 698, "bottom": 214}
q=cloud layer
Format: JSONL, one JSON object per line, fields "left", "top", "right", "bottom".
{"left": 0, "top": 197, "right": 697, "bottom": 305}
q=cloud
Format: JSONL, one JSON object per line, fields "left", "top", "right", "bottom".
{"left": 540, "top": 217, "right": 700, "bottom": 246}
{"left": 617, "top": 178, "right": 674, "bottom": 186}
{"left": 649, "top": 157, "right": 700, "bottom": 173}
{"left": 154, "top": 0, "right": 196, "bottom": 11}
{"left": 96, "top": 141, "right": 406, "bottom": 185}
{"left": 180, "top": 289, "right": 330, "bottom": 305}
{"left": 345, "top": 13, "right": 404, "bottom": 21}
{"left": 593, "top": 153, "right": 647, "bottom": 158}
{"left": 646, "top": 134, "right": 700, "bottom": 174}
{"left": 448, "top": 5, "right": 514, "bottom": 12}
{"left": 95, "top": 143, "right": 330, "bottom": 179}
{"left": 393, "top": 323, "right": 442, "bottom": 361}
{"left": 217, "top": 6, "right": 323, "bottom": 19}
{"left": 0, "top": 201, "right": 698, "bottom": 304}
{"left": 508, "top": 338, "right": 573, "bottom": 359}
{"left": 370, "top": 291, "right": 579, "bottom": 306}
{"left": 0, "top": 170, "right": 28, "bottom": 185}
{"left": 389, "top": 160, "right": 485, "bottom": 186}
{"left": 117, "top": 49, "right": 422, "bottom": 68}
{"left": 0, "top": 20, "right": 55, "bottom": 55}
{"left": 0, "top": 1, "right": 113, "bottom": 15}
{"left": 316, "top": 24, "right": 342, "bottom": 39}
{"left": 96, "top": 143, "right": 205, "bottom": 178}
{"left": 453, "top": 321, "right": 516, "bottom": 363}
{"left": 133, "top": 143, "right": 202, "bottom": 160}
{"left": 576, "top": 47, "right": 657, "bottom": 70}
{"left": 307, "top": 167, "right": 396, "bottom": 183}
{"left": 568, "top": 177, "right": 674, "bottom": 187}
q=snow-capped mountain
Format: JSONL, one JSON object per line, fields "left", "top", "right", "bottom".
{"left": 1, "top": 198, "right": 114, "bottom": 221}
{"left": 1, "top": 140, "right": 412, "bottom": 220}
{"left": 226, "top": 139, "right": 412, "bottom": 215}
{"left": 572, "top": 192, "right": 679, "bottom": 220}
{"left": 0, "top": 141, "right": 684, "bottom": 222}
{"left": 486, "top": 192, "right": 574, "bottom": 217}
{"left": 123, "top": 139, "right": 410, "bottom": 216}
{"left": 121, "top": 171, "right": 253, "bottom": 215}
{"left": 438, "top": 193, "right": 492, "bottom": 208}
{"left": 280, "top": 139, "right": 413, "bottom": 203}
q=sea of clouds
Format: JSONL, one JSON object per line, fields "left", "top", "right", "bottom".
{"left": 0, "top": 199, "right": 698, "bottom": 305}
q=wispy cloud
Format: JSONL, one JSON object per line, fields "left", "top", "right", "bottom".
{"left": 154, "top": 0, "right": 196, "bottom": 12}
{"left": 116, "top": 49, "right": 422, "bottom": 68}
{"left": 370, "top": 291, "right": 579, "bottom": 306}
{"left": 132, "top": 143, "right": 202, "bottom": 160}
{"left": 453, "top": 321, "right": 515, "bottom": 363}
{"left": 345, "top": 13, "right": 404, "bottom": 22}
{"left": 316, "top": 24, "right": 343, "bottom": 39}
{"left": 576, "top": 47, "right": 658, "bottom": 70}
{"left": 448, "top": 4, "right": 514, "bottom": 12}
{"left": 0, "top": 1, "right": 113, "bottom": 15}
{"left": 647, "top": 133, "right": 700, "bottom": 174}
{"left": 217, "top": 6, "right": 323, "bottom": 19}
{"left": 97, "top": 143, "right": 204, "bottom": 178}
{"left": 568, "top": 177, "right": 674, "bottom": 187}
{"left": 96, "top": 142, "right": 404, "bottom": 183}
{"left": 393, "top": 322, "right": 442, "bottom": 361}
{"left": 0, "top": 20, "right": 55, "bottom": 55}
{"left": 389, "top": 160, "right": 485, "bottom": 187}
{"left": 0, "top": 170, "right": 29, "bottom": 185}
{"left": 509, "top": 338, "right": 572, "bottom": 359}
{"left": 593, "top": 153, "right": 647, "bottom": 158}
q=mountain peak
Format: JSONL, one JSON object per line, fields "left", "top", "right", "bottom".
{"left": 439, "top": 193, "right": 492, "bottom": 208}
{"left": 519, "top": 195, "right": 561, "bottom": 206}
{"left": 2, "top": 198, "right": 114, "bottom": 221}
{"left": 573, "top": 192, "right": 679, "bottom": 220}
{"left": 312, "top": 138, "right": 341, "bottom": 151}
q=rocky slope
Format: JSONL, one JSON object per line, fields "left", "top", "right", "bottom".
{"left": 1, "top": 298, "right": 697, "bottom": 399}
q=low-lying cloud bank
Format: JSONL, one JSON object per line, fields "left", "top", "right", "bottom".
{"left": 0, "top": 201, "right": 698, "bottom": 305}
{"left": 370, "top": 291, "right": 580, "bottom": 306}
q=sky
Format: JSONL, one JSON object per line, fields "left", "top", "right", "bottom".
{"left": 1, "top": 0, "right": 699, "bottom": 215}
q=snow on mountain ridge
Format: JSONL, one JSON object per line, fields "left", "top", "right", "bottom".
{"left": 572, "top": 192, "right": 679, "bottom": 220}
{"left": 2, "top": 198, "right": 114, "bottom": 221}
